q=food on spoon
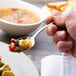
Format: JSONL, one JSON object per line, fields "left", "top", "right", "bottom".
{"left": 46, "top": 0, "right": 76, "bottom": 13}
{"left": 9, "top": 37, "right": 32, "bottom": 52}
{"left": 0, "top": 8, "right": 40, "bottom": 24}
{"left": 0, "top": 56, "right": 15, "bottom": 76}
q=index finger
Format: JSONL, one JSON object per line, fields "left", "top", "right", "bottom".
{"left": 45, "top": 15, "right": 53, "bottom": 24}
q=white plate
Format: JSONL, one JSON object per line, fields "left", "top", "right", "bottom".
{"left": 0, "top": 42, "right": 39, "bottom": 76}
{"left": 41, "top": 6, "right": 52, "bottom": 20}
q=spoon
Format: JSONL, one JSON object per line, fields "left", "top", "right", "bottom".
{"left": 29, "top": 7, "right": 73, "bottom": 47}
{"left": 30, "top": 22, "right": 53, "bottom": 47}
{"left": 9, "top": 7, "right": 72, "bottom": 52}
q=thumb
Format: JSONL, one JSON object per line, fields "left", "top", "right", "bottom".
{"left": 65, "top": 11, "right": 76, "bottom": 41}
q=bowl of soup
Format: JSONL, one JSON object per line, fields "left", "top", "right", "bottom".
{"left": 0, "top": 0, "right": 44, "bottom": 36}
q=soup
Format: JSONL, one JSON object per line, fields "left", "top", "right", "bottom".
{"left": 0, "top": 8, "right": 41, "bottom": 24}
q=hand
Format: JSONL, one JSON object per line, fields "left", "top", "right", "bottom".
{"left": 45, "top": 10, "right": 76, "bottom": 57}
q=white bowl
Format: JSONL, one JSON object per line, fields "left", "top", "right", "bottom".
{"left": 0, "top": 0, "right": 44, "bottom": 36}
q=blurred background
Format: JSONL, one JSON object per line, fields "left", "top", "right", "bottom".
{"left": 23, "top": 0, "right": 66, "bottom": 7}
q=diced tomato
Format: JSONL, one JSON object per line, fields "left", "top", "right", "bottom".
{"left": 9, "top": 45, "right": 16, "bottom": 51}
{"left": 11, "top": 38, "right": 15, "bottom": 42}
{"left": 9, "top": 47, "right": 15, "bottom": 51}
{"left": 0, "top": 56, "right": 1, "bottom": 60}
{"left": 27, "top": 37, "right": 30, "bottom": 40}
{"left": 17, "top": 19, "right": 23, "bottom": 23}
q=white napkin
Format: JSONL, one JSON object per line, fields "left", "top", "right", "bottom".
{"left": 62, "top": 54, "right": 76, "bottom": 76}
{"left": 41, "top": 54, "right": 76, "bottom": 76}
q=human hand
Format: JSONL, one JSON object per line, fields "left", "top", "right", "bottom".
{"left": 45, "top": 10, "right": 76, "bottom": 57}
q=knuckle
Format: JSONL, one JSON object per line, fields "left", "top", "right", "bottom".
{"left": 53, "top": 15, "right": 65, "bottom": 26}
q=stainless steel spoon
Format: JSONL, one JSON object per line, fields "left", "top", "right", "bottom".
{"left": 30, "top": 7, "right": 73, "bottom": 47}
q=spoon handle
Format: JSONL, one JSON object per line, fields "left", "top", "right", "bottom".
{"left": 32, "top": 7, "right": 73, "bottom": 39}
{"left": 32, "top": 22, "right": 53, "bottom": 39}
